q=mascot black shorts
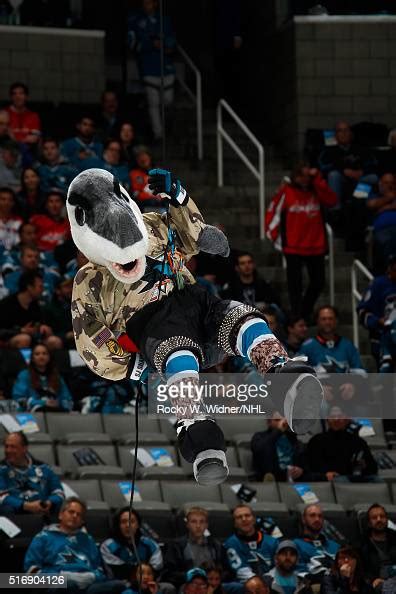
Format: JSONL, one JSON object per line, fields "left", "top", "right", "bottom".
{"left": 125, "top": 283, "right": 260, "bottom": 374}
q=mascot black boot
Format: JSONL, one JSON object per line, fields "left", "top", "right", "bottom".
{"left": 164, "top": 350, "right": 228, "bottom": 486}
{"left": 67, "top": 168, "right": 323, "bottom": 488}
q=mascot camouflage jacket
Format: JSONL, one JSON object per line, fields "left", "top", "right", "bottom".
{"left": 71, "top": 199, "right": 205, "bottom": 382}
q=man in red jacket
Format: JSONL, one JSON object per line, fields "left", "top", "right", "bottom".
{"left": 265, "top": 162, "right": 337, "bottom": 321}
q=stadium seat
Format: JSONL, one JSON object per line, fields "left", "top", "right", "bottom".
{"left": 100, "top": 479, "right": 163, "bottom": 508}
{"left": 236, "top": 447, "right": 256, "bottom": 477}
{"left": 279, "top": 482, "right": 336, "bottom": 509}
{"left": 61, "top": 479, "right": 103, "bottom": 506}
{"left": 220, "top": 482, "right": 281, "bottom": 506}
{"left": 47, "top": 413, "right": 106, "bottom": 443}
{"left": 159, "top": 419, "right": 177, "bottom": 442}
{"left": 84, "top": 509, "right": 112, "bottom": 542}
{"left": 29, "top": 443, "right": 56, "bottom": 467}
{"left": 117, "top": 444, "right": 185, "bottom": 479}
{"left": 217, "top": 418, "right": 266, "bottom": 445}
{"left": 77, "top": 465, "right": 125, "bottom": 480}
{"left": 361, "top": 419, "right": 387, "bottom": 449}
{"left": 1, "top": 514, "right": 45, "bottom": 572}
{"left": 334, "top": 482, "right": 391, "bottom": 510}
{"left": 161, "top": 480, "right": 222, "bottom": 507}
{"left": 56, "top": 443, "right": 120, "bottom": 477}
{"left": 103, "top": 413, "right": 170, "bottom": 445}
{"left": 11, "top": 412, "right": 53, "bottom": 444}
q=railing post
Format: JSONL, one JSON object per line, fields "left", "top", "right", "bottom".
{"left": 326, "top": 224, "right": 334, "bottom": 306}
{"left": 196, "top": 70, "right": 203, "bottom": 161}
{"left": 217, "top": 102, "right": 223, "bottom": 188}
{"left": 352, "top": 264, "right": 359, "bottom": 348}
{"left": 258, "top": 146, "right": 265, "bottom": 241}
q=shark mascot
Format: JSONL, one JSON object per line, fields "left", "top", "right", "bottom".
{"left": 67, "top": 168, "right": 323, "bottom": 486}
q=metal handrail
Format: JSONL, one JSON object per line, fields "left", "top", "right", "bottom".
{"left": 217, "top": 99, "right": 265, "bottom": 240}
{"left": 175, "top": 44, "right": 203, "bottom": 160}
{"left": 326, "top": 223, "right": 335, "bottom": 306}
{"left": 351, "top": 259, "right": 373, "bottom": 348}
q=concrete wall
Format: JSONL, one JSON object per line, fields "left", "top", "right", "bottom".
{"left": 0, "top": 25, "right": 105, "bottom": 103}
{"left": 271, "top": 15, "right": 396, "bottom": 154}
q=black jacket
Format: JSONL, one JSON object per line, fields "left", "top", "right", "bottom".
{"left": 320, "top": 573, "right": 374, "bottom": 594}
{"left": 306, "top": 429, "right": 378, "bottom": 480}
{"left": 360, "top": 529, "right": 396, "bottom": 582}
{"left": 162, "top": 535, "right": 224, "bottom": 587}
{"left": 251, "top": 428, "right": 309, "bottom": 481}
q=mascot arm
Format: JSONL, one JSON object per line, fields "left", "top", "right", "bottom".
{"left": 169, "top": 198, "right": 230, "bottom": 259}
{"left": 71, "top": 270, "right": 134, "bottom": 382}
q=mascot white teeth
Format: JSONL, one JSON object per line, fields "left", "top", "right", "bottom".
{"left": 67, "top": 167, "right": 323, "bottom": 486}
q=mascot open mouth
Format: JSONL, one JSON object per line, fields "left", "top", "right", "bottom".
{"left": 110, "top": 256, "right": 145, "bottom": 281}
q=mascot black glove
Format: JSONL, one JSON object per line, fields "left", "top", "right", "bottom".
{"left": 148, "top": 168, "right": 189, "bottom": 208}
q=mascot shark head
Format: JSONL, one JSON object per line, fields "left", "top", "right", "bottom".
{"left": 67, "top": 168, "right": 149, "bottom": 283}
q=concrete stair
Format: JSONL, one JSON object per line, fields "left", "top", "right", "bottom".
{"left": 159, "top": 95, "right": 375, "bottom": 367}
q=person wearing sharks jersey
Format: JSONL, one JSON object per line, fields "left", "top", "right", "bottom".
{"left": 223, "top": 505, "right": 277, "bottom": 583}
{"left": 24, "top": 496, "right": 125, "bottom": 593}
{"left": 67, "top": 168, "right": 324, "bottom": 487}
{"left": 293, "top": 504, "right": 339, "bottom": 587}
{"left": 298, "top": 305, "right": 367, "bottom": 416}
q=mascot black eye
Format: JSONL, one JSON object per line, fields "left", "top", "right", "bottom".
{"left": 75, "top": 206, "right": 86, "bottom": 226}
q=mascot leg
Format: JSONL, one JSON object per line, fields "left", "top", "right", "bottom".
{"left": 218, "top": 305, "right": 324, "bottom": 434}
{"left": 164, "top": 350, "right": 228, "bottom": 486}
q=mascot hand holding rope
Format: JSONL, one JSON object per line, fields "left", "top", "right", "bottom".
{"left": 67, "top": 168, "right": 323, "bottom": 486}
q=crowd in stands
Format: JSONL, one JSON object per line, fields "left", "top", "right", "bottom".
{"left": 1, "top": 423, "right": 396, "bottom": 593}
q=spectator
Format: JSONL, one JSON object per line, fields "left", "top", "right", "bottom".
{"left": 37, "top": 138, "right": 78, "bottom": 194}
{"left": 182, "top": 568, "right": 209, "bottom": 594}
{"left": 128, "top": 0, "right": 176, "bottom": 142}
{"left": 264, "top": 540, "right": 312, "bottom": 594}
{"left": 251, "top": 412, "right": 308, "bottom": 482}
{"left": 4, "top": 243, "right": 59, "bottom": 304}
{"left": 163, "top": 507, "right": 223, "bottom": 588}
{"left": 100, "top": 139, "right": 130, "bottom": 189}
{"left": 24, "top": 496, "right": 124, "bottom": 593}
{"left": 367, "top": 172, "right": 396, "bottom": 266}
{"left": 60, "top": 115, "right": 103, "bottom": 170}
{"left": 0, "top": 186, "right": 23, "bottom": 253}
{"left": 123, "top": 562, "right": 163, "bottom": 594}
{"left": 96, "top": 90, "right": 123, "bottom": 143}
{"left": 43, "top": 275, "right": 74, "bottom": 348}
{"left": 203, "top": 564, "right": 229, "bottom": 594}
{"left": 101, "top": 507, "right": 162, "bottom": 581}
{"left": 12, "top": 342, "right": 73, "bottom": 412}
{"left": 223, "top": 505, "right": 277, "bottom": 582}
{"left": 360, "top": 504, "right": 396, "bottom": 591}
{"left": 0, "top": 431, "right": 64, "bottom": 515}
{"left": 357, "top": 254, "right": 396, "bottom": 372}
{"left": 0, "top": 270, "right": 60, "bottom": 349}
{"left": 129, "top": 147, "right": 160, "bottom": 210}
{"left": 265, "top": 163, "right": 337, "bottom": 320}
{"left": 5, "top": 82, "right": 41, "bottom": 147}
{"left": 318, "top": 121, "right": 378, "bottom": 206}
{"left": 117, "top": 121, "right": 138, "bottom": 169}
{"left": 1, "top": 221, "right": 58, "bottom": 276}
{"left": 378, "top": 128, "right": 396, "bottom": 176}
{"left": 321, "top": 546, "right": 374, "bottom": 594}
{"left": 0, "top": 140, "right": 22, "bottom": 192}
{"left": 30, "top": 189, "right": 71, "bottom": 252}
{"left": 294, "top": 504, "right": 339, "bottom": 585}
{"left": 306, "top": 406, "right": 378, "bottom": 482}
{"left": 16, "top": 167, "right": 45, "bottom": 218}
{"left": 222, "top": 252, "right": 280, "bottom": 309}
{"left": 80, "top": 376, "right": 136, "bottom": 414}
{"left": 244, "top": 576, "right": 269, "bottom": 594}
{"left": 0, "top": 109, "right": 13, "bottom": 147}
{"left": 283, "top": 314, "right": 308, "bottom": 357}
{"left": 298, "top": 305, "right": 367, "bottom": 415}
